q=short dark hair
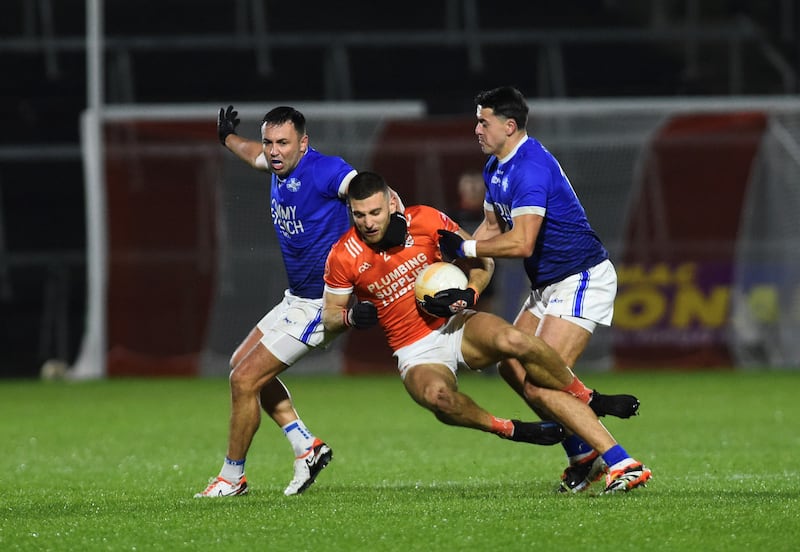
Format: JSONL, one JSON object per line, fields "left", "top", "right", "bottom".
{"left": 262, "top": 106, "right": 306, "bottom": 134}
{"left": 347, "top": 171, "right": 389, "bottom": 201}
{"left": 474, "top": 86, "right": 529, "bottom": 129}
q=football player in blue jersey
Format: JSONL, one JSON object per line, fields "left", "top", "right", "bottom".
{"left": 196, "top": 105, "right": 360, "bottom": 497}
{"left": 438, "top": 86, "right": 649, "bottom": 494}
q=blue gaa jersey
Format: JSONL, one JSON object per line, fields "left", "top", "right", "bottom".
{"left": 483, "top": 136, "right": 608, "bottom": 288}
{"left": 270, "top": 147, "right": 355, "bottom": 298}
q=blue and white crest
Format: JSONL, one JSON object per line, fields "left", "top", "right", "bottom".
{"left": 285, "top": 178, "right": 302, "bottom": 192}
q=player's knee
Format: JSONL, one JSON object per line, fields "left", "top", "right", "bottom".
{"left": 422, "top": 383, "right": 456, "bottom": 415}
{"left": 521, "top": 379, "right": 546, "bottom": 404}
{"left": 228, "top": 366, "right": 247, "bottom": 395}
{"left": 228, "top": 359, "right": 262, "bottom": 396}
{"left": 496, "top": 327, "right": 534, "bottom": 357}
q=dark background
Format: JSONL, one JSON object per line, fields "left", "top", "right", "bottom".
{"left": 1, "top": 0, "right": 798, "bottom": 377}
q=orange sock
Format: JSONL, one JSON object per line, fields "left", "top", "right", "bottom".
{"left": 561, "top": 377, "right": 593, "bottom": 404}
{"left": 490, "top": 416, "right": 514, "bottom": 438}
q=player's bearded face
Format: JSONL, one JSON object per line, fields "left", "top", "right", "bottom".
{"left": 350, "top": 192, "right": 393, "bottom": 245}
{"left": 261, "top": 122, "right": 308, "bottom": 177}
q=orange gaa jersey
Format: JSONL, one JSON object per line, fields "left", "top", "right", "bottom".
{"left": 324, "top": 205, "right": 460, "bottom": 351}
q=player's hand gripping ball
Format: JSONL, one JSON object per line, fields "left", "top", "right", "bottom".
{"left": 415, "top": 262, "right": 476, "bottom": 317}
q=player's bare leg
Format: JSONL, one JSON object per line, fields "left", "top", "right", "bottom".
{"left": 498, "top": 310, "right": 641, "bottom": 492}
{"left": 227, "top": 343, "right": 286, "bottom": 460}
{"left": 498, "top": 310, "right": 638, "bottom": 418}
{"left": 463, "top": 313, "right": 573, "bottom": 389}
{"left": 463, "top": 312, "right": 650, "bottom": 492}
{"left": 232, "top": 328, "right": 298, "bottom": 427}
{"left": 196, "top": 329, "right": 332, "bottom": 497}
{"left": 499, "top": 310, "right": 588, "bottom": 412}
{"left": 402, "top": 363, "right": 564, "bottom": 445}
{"left": 461, "top": 312, "right": 628, "bottom": 451}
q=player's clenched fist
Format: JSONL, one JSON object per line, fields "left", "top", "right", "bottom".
{"left": 344, "top": 301, "right": 378, "bottom": 329}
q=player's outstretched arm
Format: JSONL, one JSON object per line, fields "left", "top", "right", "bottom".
{"left": 217, "top": 104, "right": 269, "bottom": 171}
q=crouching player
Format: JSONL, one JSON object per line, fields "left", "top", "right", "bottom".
{"left": 322, "top": 172, "right": 652, "bottom": 493}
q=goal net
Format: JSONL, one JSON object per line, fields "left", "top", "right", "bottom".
{"left": 74, "top": 97, "right": 800, "bottom": 378}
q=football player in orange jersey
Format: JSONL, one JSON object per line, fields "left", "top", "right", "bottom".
{"left": 322, "top": 172, "right": 651, "bottom": 493}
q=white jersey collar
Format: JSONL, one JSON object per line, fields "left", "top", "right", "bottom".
{"left": 498, "top": 134, "right": 529, "bottom": 165}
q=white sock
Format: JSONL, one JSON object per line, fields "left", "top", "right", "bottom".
{"left": 220, "top": 457, "right": 245, "bottom": 482}
{"left": 282, "top": 419, "right": 316, "bottom": 457}
{"left": 608, "top": 457, "right": 637, "bottom": 472}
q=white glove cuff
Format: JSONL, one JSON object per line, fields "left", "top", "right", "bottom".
{"left": 462, "top": 240, "right": 478, "bottom": 258}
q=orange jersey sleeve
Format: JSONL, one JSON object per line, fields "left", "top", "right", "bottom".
{"left": 324, "top": 205, "right": 460, "bottom": 351}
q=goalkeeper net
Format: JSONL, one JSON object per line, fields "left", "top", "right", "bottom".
{"left": 75, "top": 97, "right": 800, "bottom": 378}
{"left": 730, "top": 111, "right": 800, "bottom": 368}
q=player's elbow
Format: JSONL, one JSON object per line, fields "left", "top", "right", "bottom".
{"left": 502, "top": 229, "right": 536, "bottom": 257}
{"left": 252, "top": 152, "right": 270, "bottom": 171}
{"left": 509, "top": 241, "right": 536, "bottom": 258}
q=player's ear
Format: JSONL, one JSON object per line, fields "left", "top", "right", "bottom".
{"left": 506, "top": 118, "right": 517, "bottom": 136}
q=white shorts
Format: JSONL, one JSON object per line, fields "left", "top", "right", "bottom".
{"left": 257, "top": 290, "right": 343, "bottom": 366}
{"left": 393, "top": 311, "right": 475, "bottom": 380}
{"left": 522, "top": 259, "right": 617, "bottom": 333}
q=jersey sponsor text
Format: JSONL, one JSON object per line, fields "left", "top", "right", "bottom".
{"left": 272, "top": 200, "right": 305, "bottom": 236}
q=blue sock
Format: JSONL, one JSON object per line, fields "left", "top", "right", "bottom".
{"left": 562, "top": 434, "right": 594, "bottom": 458}
{"left": 601, "top": 445, "right": 630, "bottom": 467}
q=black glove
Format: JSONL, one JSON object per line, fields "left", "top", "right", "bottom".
{"left": 437, "top": 229, "right": 466, "bottom": 261}
{"left": 421, "top": 287, "right": 477, "bottom": 318}
{"left": 218, "top": 105, "right": 240, "bottom": 145}
{"left": 345, "top": 301, "right": 378, "bottom": 329}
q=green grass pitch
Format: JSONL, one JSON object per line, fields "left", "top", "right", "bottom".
{"left": 1, "top": 370, "right": 798, "bottom": 551}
